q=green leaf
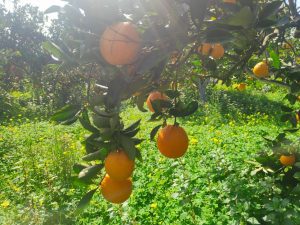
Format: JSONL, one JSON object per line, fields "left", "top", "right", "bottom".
{"left": 136, "top": 94, "right": 148, "bottom": 112}
{"left": 42, "top": 41, "right": 66, "bottom": 61}
{"left": 92, "top": 114, "right": 111, "bottom": 128}
{"left": 73, "top": 164, "right": 87, "bottom": 174}
{"left": 148, "top": 112, "right": 163, "bottom": 122}
{"left": 165, "top": 90, "right": 180, "bottom": 99}
{"left": 276, "top": 133, "right": 286, "bottom": 142}
{"left": 123, "top": 119, "right": 141, "bottom": 133}
{"left": 99, "top": 128, "right": 114, "bottom": 141}
{"left": 280, "top": 114, "right": 291, "bottom": 122}
{"left": 51, "top": 105, "right": 81, "bottom": 123}
{"left": 269, "top": 50, "right": 280, "bottom": 69}
{"left": 247, "top": 217, "right": 261, "bottom": 224}
{"left": 151, "top": 99, "right": 172, "bottom": 113}
{"left": 170, "top": 101, "right": 198, "bottom": 117}
{"left": 225, "top": 7, "right": 254, "bottom": 28}
{"left": 293, "top": 172, "right": 300, "bottom": 180}
{"left": 120, "top": 135, "right": 136, "bottom": 160}
{"left": 135, "top": 149, "right": 143, "bottom": 162}
{"left": 132, "top": 138, "right": 144, "bottom": 145}
{"left": 290, "top": 82, "right": 300, "bottom": 93}
{"left": 189, "top": 0, "right": 209, "bottom": 27}
{"left": 78, "top": 164, "right": 103, "bottom": 181}
{"left": 44, "top": 5, "right": 61, "bottom": 14}
{"left": 150, "top": 125, "right": 162, "bottom": 141}
{"left": 136, "top": 50, "right": 169, "bottom": 74}
{"left": 284, "top": 128, "right": 299, "bottom": 133}
{"left": 258, "top": 1, "right": 282, "bottom": 20}
{"left": 79, "top": 110, "right": 99, "bottom": 133}
{"left": 285, "top": 94, "right": 297, "bottom": 105}
{"left": 76, "top": 188, "right": 98, "bottom": 211}
{"left": 281, "top": 105, "right": 293, "bottom": 112}
{"left": 205, "top": 29, "right": 233, "bottom": 42}
{"left": 82, "top": 149, "right": 109, "bottom": 161}
{"left": 122, "top": 128, "right": 140, "bottom": 138}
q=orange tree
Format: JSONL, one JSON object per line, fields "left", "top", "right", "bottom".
{"left": 44, "top": 0, "right": 300, "bottom": 208}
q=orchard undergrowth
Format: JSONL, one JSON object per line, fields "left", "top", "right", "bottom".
{"left": 1, "top": 85, "right": 299, "bottom": 225}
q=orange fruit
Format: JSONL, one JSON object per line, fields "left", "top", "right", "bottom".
{"left": 100, "top": 174, "right": 132, "bottom": 204}
{"left": 210, "top": 43, "right": 224, "bottom": 59}
{"left": 223, "top": 0, "right": 237, "bottom": 3}
{"left": 157, "top": 125, "right": 189, "bottom": 158}
{"left": 253, "top": 62, "right": 269, "bottom": 78}
{"left": 279, "top": 155, "right": 296, "bottom": 166}
{"left": 100, "top": 22, "right": 141, "bottom": 65}
{"left": 105, "top": 149, "right": 134, "bottom": 181}
{"left": 146, "top": 91, "right": 168, "bottom": 112}
{"left": 237, "top": 83, "right": 246, "bottom": 91}
{"left": 198, "top": 43, "right": 212, "bottom": 56}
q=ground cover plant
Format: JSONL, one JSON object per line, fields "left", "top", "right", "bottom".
{"left": 1, "top": 85, "right": 300, "bottom": 224}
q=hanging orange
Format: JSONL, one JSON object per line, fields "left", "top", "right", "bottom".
{"left": 157, "top": 125, "right": 189, "bottom": 158}
{"left": 237, "top": 83, "right": 246, "bottom": 91}
{"left": 210, "top": 43, "right": 224, "bottom": 59}
{"left": 146, "top": 91, "right": 168, "bottom": 112}
{"left": 104, "top": 149, "right": 134, "bottom": 181}
{"left": 279, "top": 155, "right": 296, "bottom": 166}
{"left": 198, "top": 43, "right": 212, "bottom": 56}
{"left": 100, "top": 174, "right": 132, "bottom": 204}
{"left": 253, "top": 62, "right": 269, "bottom": 78}
{"left": 100, "top": 22, "right": 141, "bottom": 65}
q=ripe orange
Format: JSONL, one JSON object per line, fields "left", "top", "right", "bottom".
{"left": 253, "top": 62, "right": 269, "bottom": 78}
{"left": 279, "top": 154, "right": 296, "bottom": 166}
{"left": 223, "top": 0, "right": 237, "bottom": 3}
{"left": 100, "top": 174, "right": 132, "bottom": 204}
{"left": 198, "top": 43, "right": 212, "bottom": 56}
{"left": 146, "top": 91, "right": 168, "bottom": 112}
{"left": 210, "top": 43, "right": 224, "bottom": 59}
{"left": 105, "top": 149, "right": 134, "bottom": 181}
{"left": 100, "top": 22, "right": 141, "bottom": 65}
{"left": 237, "top": 83, "right": 246, "bottom": 91}
{"left": 157, "top": 125, "right": 189, "bottom": 158}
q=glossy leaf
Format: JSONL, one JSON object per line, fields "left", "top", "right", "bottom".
{"left": 123, "top": 119, "right": 141, "bottom": 133}
{"left": 226, "top": 7, "right": 254, "bottom": 28}
{"left": 269, "top": 50, "right": 280, "bottom": 69}
{"left": 165, "top": 90, "right": 180, "bottom": 99}
{"left": 51, "top": 105, "right": 81, "bottom": 123}
{"left": 170, "top": 101, "right": 198, "bottom": 117}
{"left": 150, "top": 124, "right": 162, "bottom": 141}
{"left": 258, "top": 1, "right": 283, "bottom": 20}
{"left": 78, "top": 164, "right": 103, "bottom": 181}
{"left": 120, "top": 135, "right": 136, "bottom": 160}
{"left": 76, "top": 188, "right": 98, "bottom": 211}
{"left": 82, "top": 149, "right": 109, "bottom": 161}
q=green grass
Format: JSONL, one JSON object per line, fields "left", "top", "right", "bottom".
{"left": 1, "top": 86, "right": 300, "bottom": 224}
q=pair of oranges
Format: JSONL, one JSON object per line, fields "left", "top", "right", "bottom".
{"left": 198, "top": 43, "right": 225, "bottom": 59}
{"left": 100, "top": 150, "right": 134, "bottom": 204}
